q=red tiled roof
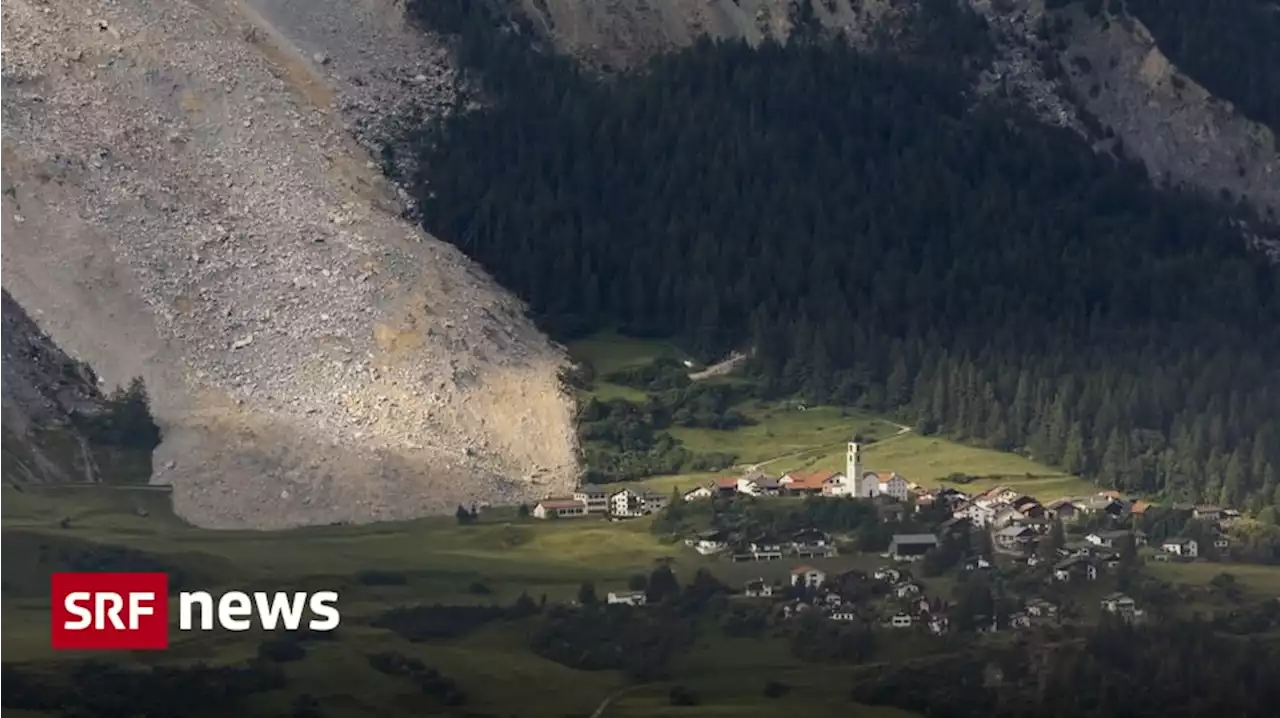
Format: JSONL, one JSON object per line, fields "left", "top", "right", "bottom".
{"left": 1131, "top": 500, "right": 1153, "bottom": 514}
{"left": 538, "top": 498, "right": 584, "bottom": 510}
{"left": 716, "top": 476, "right": 739, "bottom": 488}
{"left": 791, "top": 565, "right": 821, "bottom": 575}
{"left": 784, "top": 470, "right": 841, "bottom": 491}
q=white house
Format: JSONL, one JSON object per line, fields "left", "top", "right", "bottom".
{"left": 572, "top": 484, "right": 611, "bottom": 514}
{"left": 743, "top": 579, "right": 773, "bottom": 598}
{"left": 1162, "top": 537, "right": 1199, "bottom": 558}
{"left": 682, "top": 485, "right": 714, "bottom": 501}
{"left": 609, "top": 488, "right": 649, "bottom": 518}
{"left": 606, "top": 591, "right": 647, "bottom": 606}
{"left": 688, "top": 531, "right": 728, "bottom": 555}
{"left": 890, "top": 613, "right": 913, "bottom": 628}
{"left": 896, "top": 582, "right": 921, "bottom": 598}
{"left": 830, "top": 606, "right": 859, "bottom": 622}
{"left": 877, "top": 473, "right": 910, "bottom": 502}
{"left": 1100, "top": 592, "right": 1137, "bottom": 617}
{"left": 533, "top": 498, "right": 588, "bottom": 519}
{"left": 955, "top": 501, "right": 997, "bottom": 528}
{"left": 873, "top": 567, "right": 901, "bottom": 582}
{"left": 790, "top": 565, "right": 827, "bottom": 588}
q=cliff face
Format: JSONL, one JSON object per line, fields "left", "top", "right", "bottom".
{"left": 1, "top": 0, "right": 579, "bottom": 529}
{"left": 0, "top": 291, "right": 139, "bottom": 485}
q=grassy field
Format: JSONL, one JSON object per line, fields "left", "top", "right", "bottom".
{"left": 1, "top": 485, "right": 918, "bottom": 718}
{"left": 1147, "top": 560, "right": 1280, "bottom": 597}
{"left": 789, "top": 434, "right": 1097, "bottom": 501}
{"left": 568, "top": 330, "right": 694, "bottom": 401}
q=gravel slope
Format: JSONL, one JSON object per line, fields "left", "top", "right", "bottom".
{"left": 1, "top": 0, "right": 579, "bottom": 528}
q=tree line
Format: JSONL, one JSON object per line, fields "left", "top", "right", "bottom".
{"left": 395, "top": 0, "right": 1280, "bottom": 509}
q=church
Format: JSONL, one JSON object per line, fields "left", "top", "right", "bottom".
{"left": 845, "top": 441, "right": 910, "bottom": 501}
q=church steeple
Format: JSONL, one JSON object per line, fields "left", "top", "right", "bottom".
{"left": 846, "top": 441, "right": 861, "bottom": 488}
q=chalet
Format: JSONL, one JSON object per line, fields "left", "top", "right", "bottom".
{"left": 955, "top": 501, "right": 998, "bottom": 528}
{"left": 1045, "top": 499, "right": 1078, "bottom": 522}
{"left": 688, "top": 530, "right": 728, "bottom": 555}
{"left": 743, "top": 579, "right": 773, "bottom": 598}
{"left": 1010, "top": 612, "right": 1032, "bottom": 629}
{"left": 964, "top": 556, "right": 992, "bottom": 571}
{"left": 889, "top": 533, "right": 939, "bottom": 559}
{"left": 877, "top": 502, "right": 907, "bottom": 523}
{"left": 1193, "top": 505, "right": 1223, "bottom": 522}
{"left": 790, "top": 565, "right": 828, "bottom": 588}
{"left": 732, "top": 540, "right": 784, "bottom": 562}
{"left": 873, "top": 567, "right": 901, "bottom": 583}
{"left": 791, "top": 529, "right": 838, "bottom": 558}
{"left": 928, "top": 615, "right": 949, "bottom": 635}
{"left": 714, "top": 476, "right": 740, "bottom": 497}
{"left": 1080, "top": 495, "right": 1128, "bottom": 516}
{"left": 1025, "top": 599, "right": 1058, "bottom": 618}
{"left": 896, "top": 582, "right": 921, "bottom": 598}
{"left": 1086, "top": 529, "right": 1138, "bottom": 548}
{"left": 1053, "top": 556, "right": 1099, "bottom": 582}
{"left": 830, "top": 606, "right": 860, "bottom": 622}
{"left": 992, "top": 505, "right": 1028, "bottom": 529}
{"left": 1012, "top": 496, "right": 1045, "bottom": 518}
{"left": 890, "top": 613, "right": 914, "bottom": 628}
{"left": 606, "top": 591, "right": 647, "bottom": 606}
{"left": 994, "top": 525, "right": 1036, "bottom": 549}
{"left": 573, "top": 484, "right": 611, "bottom": 513}
{"left": 1100, "top": 592, "right": 1138, "bottom": 619}
{"left": 1161, "top": 537, "right": 1199, "bottom": 559}
{"left": 682, "top": 485, "right": 714, "bottom": 501}
{"left": 533, "top": 498, "right": 588, "bottom": 519}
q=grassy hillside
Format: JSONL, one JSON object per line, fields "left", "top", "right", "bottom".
{"left": 569, "top": 331, "right": 1097, "bottom": 502}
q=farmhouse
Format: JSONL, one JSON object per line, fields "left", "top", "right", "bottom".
{"left": 1053, "top": 556, "right": 1099, "bottom": 582}
{"left": 733, "top": 540, "right": 784, "bottom": 562}
{"left": 1161, "top": 537, "right": 1199, "bottom": 559}
{"left": 1045, "top": 499, "right": 1078, "bottom": 522}
{"left": 533, "top": 498, "right": 588, "bottom": 519}
{"left": 687, "top": 530, "right": 728, "bottom": 555}
{"left": 790, "top": 565, "right": 828, "bottom": 588}
{"left": 682, "top": 485, "right": 714, "bottom": 501}
{"left": 779, "top": 470, "right": 846, "bottom": 497}
{"left": 743, "top": 579, "right": 774, "bottom": 598}
{"left": 994, "top": 525, "right": 1036, "bottom": 549}
{"left": 1193, "top": 505, "right": 1223, "bottom": 522}
{"left": 889, "top": 533, "right": 939, "bottom": 559}
{"left": 1086, "top": 529, "right": 1146, "bottom": 548}
{"left": 869, "top": 472, "right": 910, "bottom": 501}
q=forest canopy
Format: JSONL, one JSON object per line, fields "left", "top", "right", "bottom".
{"left": 395, "top": 0, "right": 1280, "bottom": 510}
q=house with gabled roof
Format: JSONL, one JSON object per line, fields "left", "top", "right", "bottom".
{"left": 743, "top": 578, "right": 773, "bottom": 598}
{"left": 533, "top": 498, "right": 588, "bottom": 519}
{"left": 779, "top": 470, "right": 846, "bottom": 496}
{"left": 682, "top": 484, "right": 714, "bottom": 501}
{"left": 790, "top": 565, "right": 827, "bottom": 588}
{"left": 889, "top": 533, "right": 939, "bottom": 559}
{"left": 1161, "top": 537, "right": 1199, "bottom": 559}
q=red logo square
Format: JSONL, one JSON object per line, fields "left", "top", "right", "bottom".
{"left": 50, "top": 572, "right": 170, "bottom": 650}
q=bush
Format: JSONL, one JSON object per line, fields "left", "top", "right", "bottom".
{"left": 467, "top": 581, "right": 492, "bottom": 595}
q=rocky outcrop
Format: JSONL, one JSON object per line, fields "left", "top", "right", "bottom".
{"left": 1, "top": 0, "right": 579, "bottom": 528}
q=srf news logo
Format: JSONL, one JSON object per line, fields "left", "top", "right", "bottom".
{"left": 51, "top": 572, "right": 340, "bottom": 650}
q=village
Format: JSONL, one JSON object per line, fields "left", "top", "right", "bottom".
{"left": 533, "top": 441, "right": 1246, "bottom": 633}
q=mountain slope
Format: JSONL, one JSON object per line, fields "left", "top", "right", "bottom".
{"left": 506, "top": 0, "right": 1279, "bottom": 223}
{"left": 0, "top": 0, "right": 579, "bottom": 528}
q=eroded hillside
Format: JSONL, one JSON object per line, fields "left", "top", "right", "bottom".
{"left": 512, "top": 0, "right": 1278, "bottom": 222}
{"left": 1, "top": 0, "right": 579, "bottom": 528}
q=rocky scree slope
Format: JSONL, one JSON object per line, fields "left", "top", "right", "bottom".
{"left": 514, "top": 0, "right": 1278, "bottom": 227}
{"left": 0, "top": 0, "right": 578, "bottom": 529}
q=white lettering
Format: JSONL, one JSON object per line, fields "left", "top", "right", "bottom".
{"left": 64, "top": 592, "right": 93, "bottom": 630}
{"left": 217, "top": 591, "right": 252, "bottom": 631}
{"left": 128, "top": 592, "right": 155, "bottom": 630}
{"left": 97, "top": 593, "right": 125, "bottom": 630}
{"left": 307, "top": 592, "right": 340, "bottom": 631}
{"left": 253, "top": 592, "right": 307, "bottom": 631}
{"left": 179, "top": 591, "right": 215, "bottom": 630}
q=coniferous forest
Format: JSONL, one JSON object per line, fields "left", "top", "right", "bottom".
{"left": 1125, "top": 0, "right": 1280, "bottom": 133}
{"left": 393, "top": 0, "right": 1280, "bottom": 510}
